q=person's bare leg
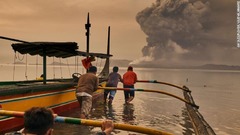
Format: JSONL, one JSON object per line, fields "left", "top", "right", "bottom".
{"left": 80, "top": 114, "right": 86, "bottom": 119}
{"left": 127, "top": 96, "right": 134, "bottom": 103}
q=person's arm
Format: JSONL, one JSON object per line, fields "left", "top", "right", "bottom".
{"left": 118, "top": 74, "right": 123, "bottom": 83}
{"left": 134, "top": 72, "right": 137, "bottom": 84}
{"left": 96, "top": 120, "right": 114, "bottom": 135}
{"left": 94, "top": 77, "right": 99, "bottom": 91}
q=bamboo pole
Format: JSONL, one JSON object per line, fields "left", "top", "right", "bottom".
{"left": 137, "top": 80, "right": 191, "bottom": 92}
{"left": 99, "top": 86, "right": 199, "bottom": 109}
{"left": 0, "top": 110, "right": 173, "bottom": 135}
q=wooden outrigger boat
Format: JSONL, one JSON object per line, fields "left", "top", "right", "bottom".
{"left": 0, "top": 14, "right": 112, "bottom": 134}
{"left": 0, "top": 44, "right": 217, "bottom": 134}
{"left": 0, "top": 47, "right": 217, "bottom": 134}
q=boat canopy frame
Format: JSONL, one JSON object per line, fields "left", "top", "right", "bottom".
{"left": 0, "top": 36, "right": 112, "bottom": 84}
{"left": 11, "top": 42, "right": 112, "bottom": 59}
{"left": 11, "top": 42, "right": 112, "bottom": 84}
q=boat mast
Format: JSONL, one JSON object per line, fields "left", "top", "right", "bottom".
{"left": 106, "top": 26, "right": 110, "bottom": 74}
{"left": 85, "top": 13, "right": 91, "bottom": 73}
{"left": 98, "top": 26, "right": 111, "bottom": 78}
{"left": 107, "top": 26, "right": 110, "bottom": 56}
{"left": 85, "top": 12, "right": 91, "bottom": 54}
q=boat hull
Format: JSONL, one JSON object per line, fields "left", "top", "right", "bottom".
{"left": 0, "top": 82, "right": 104, "bottom": 134}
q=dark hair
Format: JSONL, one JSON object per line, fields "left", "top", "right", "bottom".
{"left": 90, "top": 56, "right": 95, "bottom": 61}
{"left": 127, "top": 66, "right": 133, "bottom": 71}
{"left": 113, "top": 66, "right": 119, "bottom": 72}
{"left": 24, "top": 107, "right": 54, "bottom": 135}
{"left": 89, "top": 66, "right": 97, "bottom": 73}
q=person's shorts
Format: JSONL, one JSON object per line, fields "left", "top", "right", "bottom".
{"left": 76, "top": 96, "right": 92, "bottom": 117}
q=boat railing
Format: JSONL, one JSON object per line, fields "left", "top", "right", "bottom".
{"left": 99, "top": 80, "right": 216, "bottom": 135}
{"left": 136, "top": 80, "right": 216, "bottom": 135}
{"left": 183, "top": 86, "right": 216, "bottom": 135}
{"left": 0, "top": 78, "right": 74, "bottom": 86}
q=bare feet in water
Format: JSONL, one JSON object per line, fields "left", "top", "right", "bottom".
{"left": 127, "top": 96, "right": 134, "bottom": 103}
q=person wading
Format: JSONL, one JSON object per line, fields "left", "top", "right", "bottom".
{"left": 76, "top": 66, "right": 99, "bottom": 119}
{"left": 104, "top": 66, "right": 122, "bottom": 104}
{"left": 122, "top": 66, "right": 137, "bottom": 103}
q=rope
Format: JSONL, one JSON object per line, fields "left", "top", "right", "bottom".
{"left": 66, "top": 59, "right": 71, "bottom": 77}
{"left": 95, "top": 57, "right": 99, "bottom": 67}
{"left": 53, "top": 57, "right": 55, "bottom": 79}
{"left": 75, "top": 56, "right": 77, "bottom": 73}
{"left": 77, "top": 57, "right": 79, "bottom": 73}
{"left": 81, "top": 56, "right": 84, "bottom": 74}
{"left": 36, "top": 55, "right": 38, "bottom": 79}
{"left": 12, "top": 53, "right": 16, "bottom": 81}
{"left": 98, "top": 58, "right": 103, "bottom": 74}
{"left": 25, "top": 54, "right": 28, "bottom": 80}
{"left": 59, "top": 58, "right": 63, "bottom": 78}
{"left": 17, "top": 52, "right": 24, "bottom": 61}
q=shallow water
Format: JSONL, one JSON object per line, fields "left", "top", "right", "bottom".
{"left": 1, "top": 65, "right": 240, "bottom": 135}
{"left": 54, "top": 68, "right": 240, "bottom": 135}
{"left": 54, "top": 91, "right": 194, "bottom": 135}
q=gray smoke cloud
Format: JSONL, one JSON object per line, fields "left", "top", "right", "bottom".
{"left": 132, "top": 0, "right": 238, "bottom": 67}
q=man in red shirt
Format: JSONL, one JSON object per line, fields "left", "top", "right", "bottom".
{"left": 123, "top": 66, "right": 137, "bottom": 103}
{"left": 82, "top": 56, "right": 95, "bottom": 70}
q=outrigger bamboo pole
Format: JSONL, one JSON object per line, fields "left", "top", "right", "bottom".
{"left": 0, "top": 110, "right": 172, "bottom": 135}
{"left": 0, "top": 36, "right": 34, "bottom": 44}
{"left": 137, "top": 80, "right": 191, "bottom": 92}
{"left": 99, "top": 86, "right": 199, "bottom": 109}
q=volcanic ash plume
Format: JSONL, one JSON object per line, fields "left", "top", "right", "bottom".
{"left": 132, "top": 0, "right": 212, "bottom": 67}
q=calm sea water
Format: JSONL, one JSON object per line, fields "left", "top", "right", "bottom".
{"left": 1, "top": 64, "right": 240, "bottom": 135}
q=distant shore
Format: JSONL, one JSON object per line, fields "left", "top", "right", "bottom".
{"left": 2, "top": 59, "right": 240, "bottom": 71}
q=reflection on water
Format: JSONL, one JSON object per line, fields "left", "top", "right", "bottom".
{"left": 180, "top": 108, "right": 195, "bottom": 135}
{"left": 122, "top": 103, "right": 136, "bottom": 125}
{"left": 53, "top": 93, "right": 194, "bottom": 135}
{"left": 104, "top": 104, "right": 116, "bottom": 120}
{"left": 53, "top": 123, "right": 93, "bottom": 135}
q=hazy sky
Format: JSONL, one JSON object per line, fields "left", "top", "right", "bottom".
{"left": 0, "top": 0, "right": 155, "bottom": 63}
{"left": 132, "top": 0, "right": 238, "bottom": 66}
{"left": 0, "top": 0, "right": 238, "bottom": 66}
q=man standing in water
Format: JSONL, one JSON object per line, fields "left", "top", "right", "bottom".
{"left": 104, "top": 66, "right": 122, "bottom": 104}
{"left": 123, "top": 66, "right": 137, "bottom": 103}
{"left": 76, "top": 66, "right": 99, "bottom": 119}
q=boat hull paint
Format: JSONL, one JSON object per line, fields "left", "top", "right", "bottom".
{"left": 0, "top": 88, "right": 104, "bottom": 134}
